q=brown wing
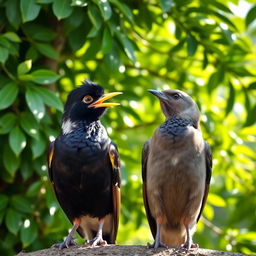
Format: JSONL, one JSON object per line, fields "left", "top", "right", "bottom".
{"left": 108, "top": 142, "right": 121, "bottom": 244}
{"left": 142, "top": 139, "right": 157, "bottom": 239}
{"left": 197, "top": 141, "right": 212, "bottom": 222}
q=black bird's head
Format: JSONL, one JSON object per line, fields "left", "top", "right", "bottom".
{"left": 62, "top": 80, "right": 122, "bottom": 124}
{"left": 148, "top": 89, "right": 200, "bottom": 125}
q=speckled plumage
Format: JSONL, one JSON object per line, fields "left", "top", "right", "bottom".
{"left": 142, "top": 89, "right": 212, "bottom": 249}
{"left": 48, "top": 82, "right": 121, "bottom": 248}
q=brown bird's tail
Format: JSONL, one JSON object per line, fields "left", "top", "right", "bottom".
{"left": 160, "top": 224, "right": 186, "bottom": 246}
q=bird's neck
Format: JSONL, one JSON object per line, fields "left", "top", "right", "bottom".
{"left": 61, "top": 118, "right": 102, "bottom": 135}
{"left": 166, "top": 117, "right": 198, "bottom": 129}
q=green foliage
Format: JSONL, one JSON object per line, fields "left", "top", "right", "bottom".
{"left": 0, "top": 0, "right": 255, "bottom": 255}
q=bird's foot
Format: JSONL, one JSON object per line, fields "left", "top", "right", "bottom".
{"left": 87, "top": 235, "right": 107, "bottom": 247}
{"left": 147, "top": 241, "right": 168, "bottom": 249}
{"left": 52, "top": 236, "right": 76, "bottom": 249}
{"left": 179, "top": 241, "right": 199, "bottom": 251}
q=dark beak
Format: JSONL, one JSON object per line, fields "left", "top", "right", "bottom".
{"left": 148, "top": 89, "right": 168, "bottom": 101}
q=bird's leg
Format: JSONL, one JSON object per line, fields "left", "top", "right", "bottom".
{"left": 87, "top": 218, "right": 107, "bottom": 246}
{"left": 52, "top": 218, "right": 80, "bottom": 249}
{"left": 179, "top": 218, "right": 198, "bottom": 251}
{"left": 147, "top": 216, "right": 168, "bottom": 249}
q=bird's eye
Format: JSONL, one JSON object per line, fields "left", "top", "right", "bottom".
{"left": 171, "top": 93, "right": 181, "bottom": 100}
{"left": 82, "top": 95, "right": 93, "bottom": 104}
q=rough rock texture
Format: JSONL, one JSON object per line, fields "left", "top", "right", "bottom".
{"left": 17, "top": 245, "right": 251, "bottom": 256}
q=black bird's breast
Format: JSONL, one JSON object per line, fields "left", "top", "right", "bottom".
{"left": 51, "top": 121, "right": 113, "bottom": 220}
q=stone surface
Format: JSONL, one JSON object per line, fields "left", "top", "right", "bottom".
{"left": 17, "top": 245, "right": 251, "bottom": 256}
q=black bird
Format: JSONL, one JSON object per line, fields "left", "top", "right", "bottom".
{"left": 142, "top": 89, "right": 212, "bottom": 249}
{"left": 48, "top": 81, "right": 122, "bottom": 249}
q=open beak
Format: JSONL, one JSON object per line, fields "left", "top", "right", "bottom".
{"left": 89, "top": 92, "right": 123, "bottom": 108}
{"left": 148, "top": 89, "right": 168, "bottom": 101}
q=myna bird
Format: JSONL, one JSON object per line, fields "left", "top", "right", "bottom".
{"left": 48, "top": 80, "right": 122, "bottom": 249}
{"left": 142, "top": 89, "right": 212, "bottom": 249}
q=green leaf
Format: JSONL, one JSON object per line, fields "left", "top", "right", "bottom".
{"left": 225, "top": 82, "right": 235, "bottom": 116}
{"left": 26, "top": 181, "right": 42, "bottom": 197}
{"left": 20, "top": 0, "right": 41, "bottom": 22}
{"left": 209, "top": 1, "right": 233, "bottom": 14}
{"left": 3, "top": 145, "right": 20, "bottom": 176}
{"left": 21, "top": 219, "right": 38, "bottom": 246}
{"left": 29, "top": 69, "right": 60, "bottom": 84}
{"left": 5, "top": 0, "right": 21, "bottom": 29}
{"left": 159, "top": 0, "right": 173, "bottom": 12}
{"left": 109, "top": 0, "right": 133, "bottom": 23}
{"left": 9, "top": 126, "right": 27, "bottom": 156}
{"left": 0, "top": 195, "right": 9, "bottom": 211}
{"left": 102, "top": 28, "right": 112, "bottom": 54}
{"left": 20, "top": 160, "right": 34, "bottom": 180}
{"left": 187, "top": 34, "right": 198, "bottom": 56}
{"left": 3, "top": 32, "right": 21, "bottom": 43}
{"left": 116, "top": 33, "right": 136, "bottom": 63}
{"left": 244, "top": 104, "right": 256, "bottom": 127}
{"left": 0, "top": 46, "right": 9, "bottom": 63}
{"left": 71, "top": 0, "right": 88, "bottom": 6}
{"left": 32, "top": 87, "right": 63, "bottom": 111}
{"left": 5, "top": 209, "right": 22, "bottom": 235}
{"left": 88, "top": 4, "right": 102, "bottom": 30}
{"left": 17, "top": 60, "right": 32, "bottom": 75}
{"left": 25, "top": 89, "right": 45, "bottom": 120}
{"left": 36, "top": 0, "right": 53, "bottom": 3}
{"left": 52, "top": 0, "right": 73, "bottom": 20}
{"left": 96, "top": 0, "right": 112, "bottom": 21}
{"left": 0, "top": 113, "right": 16, "bottom": 135}
{"left": 246, "top": 5, "right": 256, "bottom": 28}
{"left": 207, "top": 67, "right": 224, "bottom": 93}
{"left": 20, "top": 112, "right": 39, "bottom": 139}
{"left": 31, "top": 137, "right": 46, "bottom": 158}
{"left": 103, "top": 45, "right": 120, "bottom": 73}
{"left": 35, "top": 43, "right": 59, "bottom": 60}
{"left": 11, "top": 196, "right": 33, "bottom": 214}
{"left": 23, "top": 24, "right": 56, "bottom": 42}
{"left": 207, "top": 193, "right": 226, "bottom": 207}
{"left": 0, "top": 82, "right": 19, "bottom": 110}
{"left": 248, "top": 81, "right": 256, "bottom": 90}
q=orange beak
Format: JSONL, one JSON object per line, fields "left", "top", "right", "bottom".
{"left": 89, "top": 92, "right": 122, "bottom": 108}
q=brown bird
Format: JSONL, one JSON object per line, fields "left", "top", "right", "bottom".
{"left": 142, "top": 89, "right": 212, "bottom": 249}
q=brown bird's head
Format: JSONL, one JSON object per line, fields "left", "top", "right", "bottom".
{"left": 148, "top": 89, "right": 200, "bottom": 126}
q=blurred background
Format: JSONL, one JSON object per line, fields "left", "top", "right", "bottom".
{"left": 0, "top": 0, "right": 255, "bottom": 255}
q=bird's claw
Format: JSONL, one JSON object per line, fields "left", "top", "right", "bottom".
{"left": 87, "top": 236, "right": 107, "bottom": 247}
{"left": 179, "top": 242, "right": 199, "bottom": 251}
{"left": 52, "top": 237, "right": 76, "bottom": 249}
{"left": 147, "top": 241, "right": 168, "bottom": 249}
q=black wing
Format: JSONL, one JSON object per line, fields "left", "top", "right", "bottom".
{"left": 142, "top": 139, "right": 157, "bottom": 239}
{"left": 47, "top": 141, "right": 55, "bottom": 183}
{"left": 108, "top": 142, "right": 121, "bottom": 244}
{"left": 197, "top": 141, "right": 212, "bottom": 222}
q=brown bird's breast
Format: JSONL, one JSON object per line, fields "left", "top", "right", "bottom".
{"left": 146, "top": 125, "right": 206, "bottom": 245}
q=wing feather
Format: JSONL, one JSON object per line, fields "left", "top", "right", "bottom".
{"left": 142, "top": 139, "right": 157, "bottom": 239}
{"left": 108, "top": 142, "right": 121, "bottom": 244}
{"left": 197, "top": 141, "right": 212, "bottom": 222}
